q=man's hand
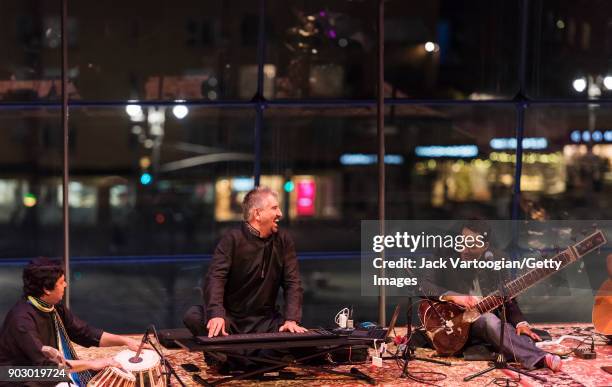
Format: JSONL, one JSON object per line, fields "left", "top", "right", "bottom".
{"left": 124, "top": 337, "right": 151, "bottom": 352}
{"left": 279, "top": 320, "right": 307, "bottom": 333}
{"left": 206, "top": 317, "right": 228, "bottom": 338}
{"left": 516, "top": 324, "right": 541, "bottom": 341}
{"left": 90, "top": 357, "right": 121, "bottom": 371}
{"left": 446, "top": 295, "right": 482, "bottom": 309}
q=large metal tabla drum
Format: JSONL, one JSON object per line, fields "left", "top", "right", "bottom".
{"left": 87, "top": 366, "right": 136, "bottom": 387}
{"left": 113, "top": 350, "right": 166, "bottom": 387}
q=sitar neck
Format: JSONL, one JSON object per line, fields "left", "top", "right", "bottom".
{"left": 474, "top": 230, "right": 606, "bottom": 315}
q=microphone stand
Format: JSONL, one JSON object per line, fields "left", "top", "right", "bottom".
{"left": 463, "top": 268, "right": 546, "bottom": 382}
{"left": 400, "top": 298, "right": 450, "bottom": 380}
{"left": 144, "top": 325, "right": 187, "bottom": 387}
{"left": 129, "top": 325, "right": 151, "bottom": 364}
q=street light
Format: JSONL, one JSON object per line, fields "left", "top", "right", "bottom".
{"left": 571, "top": 74, "right": 612, "bottom": 96}
{"left": 172, "top": 105, "right": 189, "bottom": 119}
{"left": 572, "top": 77, "right": 587, "bottom": 93}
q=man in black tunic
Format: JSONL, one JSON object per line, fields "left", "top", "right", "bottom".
{"left": 0, "top": 258, "right": 143, "bottom": 387}
{"left": 184, "top": 186, "right": 305, "bottom": 338}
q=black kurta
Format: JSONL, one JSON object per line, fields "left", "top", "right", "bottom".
{"left": 0, "top": 298, "right": 102, "bottom": 387}
{"left": 203, "top": 223, "right": 303, "bottom": 334}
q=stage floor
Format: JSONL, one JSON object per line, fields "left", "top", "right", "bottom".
{"left": 77, "top": 323, "right": 612, "bottom": 386}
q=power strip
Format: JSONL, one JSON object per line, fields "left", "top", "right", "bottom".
{"left": 574, "top": 348, "right": 596, "bottom": 359}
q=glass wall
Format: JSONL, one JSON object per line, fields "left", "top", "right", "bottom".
{"left": 0, "top": 108, "right": 62, "bottom": 315}
{"left": 68, "top": 107, "right": 255, "bottom": 256}
{"left": 261, "top": 107, "right": 378, "bottom": 252}
{"left": 0, "top": 1, "right": 62, "bottom": 102}
{"left": 386, "top": 104, "right": 517, "bottom": 220}
{"left": 1, "top": 0, "right": 612, "bottom": 331}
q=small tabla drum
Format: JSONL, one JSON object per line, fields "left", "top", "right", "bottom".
{"left": 87, "top": 366, "right": 136, "bottom": 387}
{"left": 113, "top": 349, "right": 166, "bottom": 387}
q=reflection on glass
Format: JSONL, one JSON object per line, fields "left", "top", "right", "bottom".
{"left": 67, "top": 107, "right": 255, "bottom": 256}
{"left": 387, "top": 105, "right": 517, "bottom": 219}
{"left": 385, "top": 0, "right": 519, "bottom": 99}
{"left": 267, "top": 1, "right": 377, "bottom": 98}
{"left": 0, "top": 1, "right": 62, "bottom": 102}
{"left": 69, "top": 0, "right": 257, "bottom": 100}
{"left": 262, "top": 107, "right": 377, "bottom": 250}
{"left": 523, "top": 105, "right": 612, "bottom": 219}
{"left": 0, "top": 110, "right": 62, "bottom": 257}
{"left": 527, "top": 0, "right": 612, "bottom": 99}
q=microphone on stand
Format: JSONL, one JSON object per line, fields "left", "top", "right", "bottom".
{"left": 129, "top": 325, "right": 152, "bottom": 364}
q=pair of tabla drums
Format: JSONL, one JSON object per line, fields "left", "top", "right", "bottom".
{"left": 88, "top": 349, "right": 166, "bottom": 387}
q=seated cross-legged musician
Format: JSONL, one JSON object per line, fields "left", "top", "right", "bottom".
{"left": 183, "top": 187, "right": 306, "bottom": 371}
{"left": 423, "top": 220, "right": 562, "bottom": 372}
{"left": 0, "top": 258, "right": 144, "bottom": 387}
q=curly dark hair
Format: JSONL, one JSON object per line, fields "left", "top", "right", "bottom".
{"left": 461, "top": 218, "right": 491, "bottom": 243}
{"left": 23, "top": 258, "right": 65, "bottom": 298}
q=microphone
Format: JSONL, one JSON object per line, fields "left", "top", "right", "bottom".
{"left": 350, "top": 367, "right": 376, "bottom": 385}
{"left": 129, "top": 325, "right": 152, "bottom": 363}
{"left": 484, "top": 250, "right": 494, "bottom": 260}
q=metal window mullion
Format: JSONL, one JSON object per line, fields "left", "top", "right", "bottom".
{"left": 253, "top": 0, "right": 267, "bottom": 187}
{"left": 511, "top": 0, "right": 530, "bottom": 221}
{"left": 512, "top": 104, "right": 526, "bottom": 221}
{"left": 61, "top": 0, "right": 70, "bottom": 307}
{"left": 377, "top": 0, "right": 386, "bottom": 327}
{"left": 7, "top": 98, "right": 612, "bottom": 111}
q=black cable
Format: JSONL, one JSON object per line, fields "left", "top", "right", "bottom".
{"left": 594, "top": 332, "right": 611, "bottom": 341}
{"left": 383, "top": 337, "right": 440, "bottom": 384}
{"left": 546, "top": 335, "right": 596, "bottom": 357}
{"left": 366, "top": 298, "right": 447, "bottom": 386}
{"left": 385, "top": 327, "right": 446, "bottom": 386}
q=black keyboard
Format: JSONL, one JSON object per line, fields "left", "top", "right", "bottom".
{"left": 196, "top": 329, "right": 336, "bottom": 345}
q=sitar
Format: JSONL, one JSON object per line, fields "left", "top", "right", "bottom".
{"left": 418, "top": 230, "right": 607, "bottom": 355}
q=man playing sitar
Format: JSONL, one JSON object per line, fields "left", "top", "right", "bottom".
{"left": 420, "top": 220, "right": 563, "bottom": 372}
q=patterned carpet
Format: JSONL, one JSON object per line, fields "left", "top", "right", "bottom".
{"left": 76, "top": 324, "right": 612, "bottom": 386}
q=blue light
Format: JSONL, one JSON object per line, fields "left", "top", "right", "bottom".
{"left": 414, "top": 145, "right": 478, "bottom": 158}
{"left": 232, "top": 177, "right": 254, "bottom": 191}
{"left": 140, "top": 173, "right": 152, "bottom": 185}
{"left": 592, "top": 131, "right": 603, "bottom": 142}
{"left": 489, "top": 137, "right": 547, "bottom": 150}
{"left": 384, "top": 155, "right": 404, "bottom": 165}
{"left": 605, "top": 130, "right": 612, "bottom": 141}
{"left": 524, "top": 137, "right": 547, "bottom": 149}
{"left": 340, "top": 154, "right": 375, "bottom": 165}
{"left": 570, "top": 130, "right": 581, "bottom": 143}
{"left": 339, "top": 154, "right": 404, "bottom": 165}
{"left": 582, "top": 131, "right": 591, "bottom": 142}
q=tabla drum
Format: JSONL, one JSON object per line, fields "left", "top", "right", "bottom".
{"left": 87, "top": 366, "right": 136, "bottom": 387}
{"left": 113, "top": 350, "right": 166, "bottom": 387}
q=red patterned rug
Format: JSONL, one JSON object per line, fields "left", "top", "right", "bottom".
{"left": 76, "top": 324, "right": 612, "bottom": 386}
